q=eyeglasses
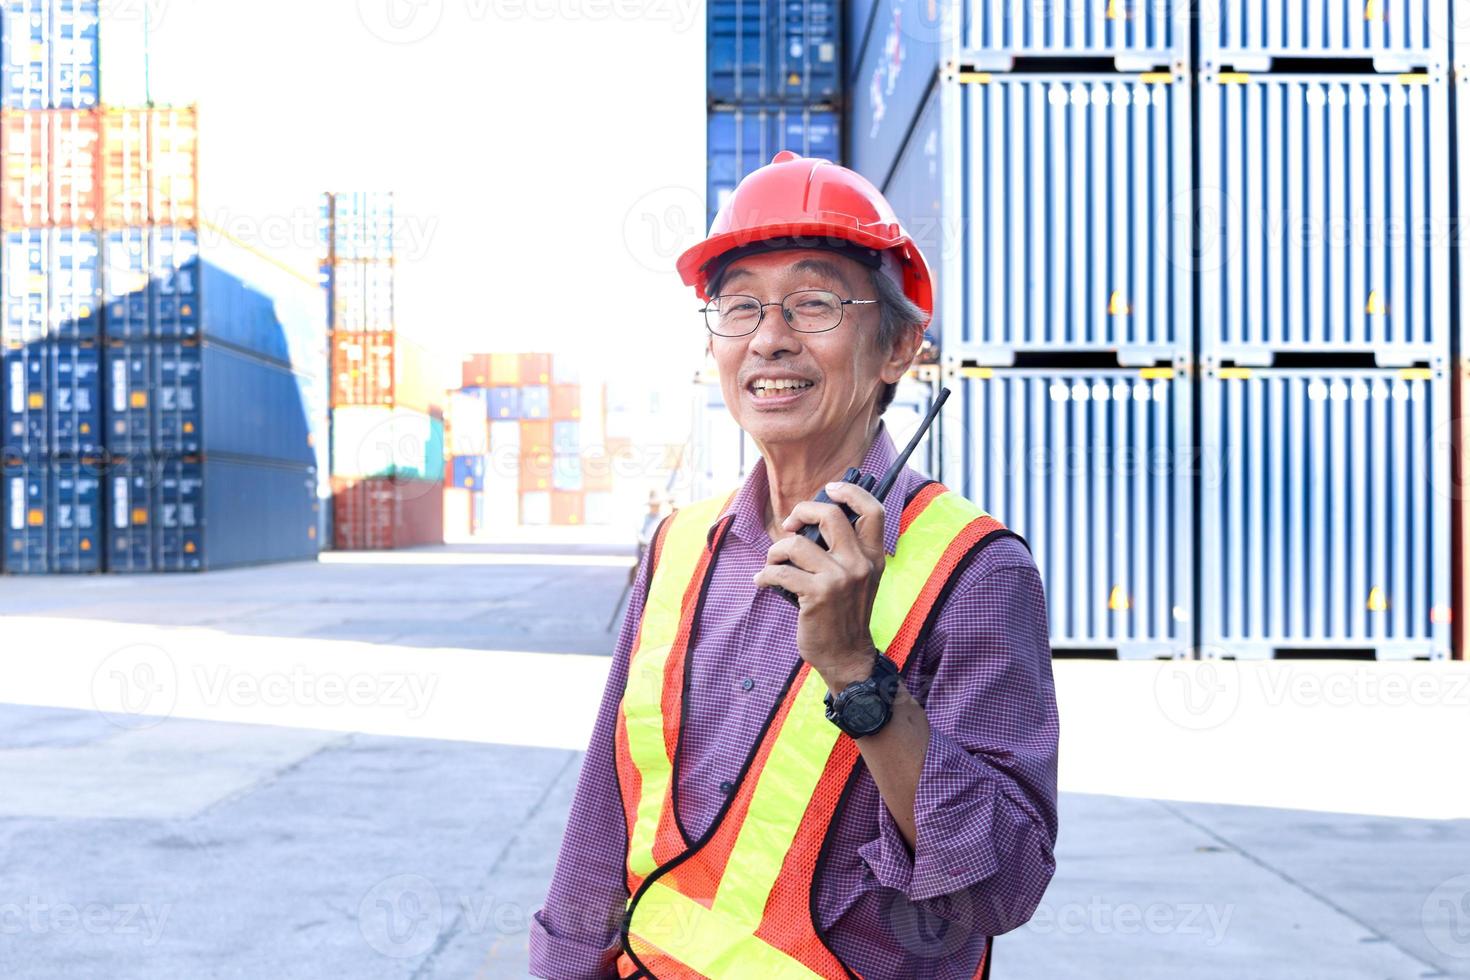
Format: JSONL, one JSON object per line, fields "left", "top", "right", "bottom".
{"left": 700, "top": 289, "right": 878, "bottom": 338}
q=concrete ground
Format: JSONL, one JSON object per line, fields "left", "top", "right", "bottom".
{"left": 1, "top": 541, "right": 1467, "bottom": 979}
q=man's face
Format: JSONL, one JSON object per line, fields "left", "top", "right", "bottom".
{"left": 707, "top": 249, "right": 904, "bottom": 450}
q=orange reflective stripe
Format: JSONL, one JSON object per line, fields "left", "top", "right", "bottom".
{"left": 900, "top": 481, "right": 947, "bottom": 533}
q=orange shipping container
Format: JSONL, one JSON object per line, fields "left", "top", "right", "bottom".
{"left": 2, "top": 110, "right": 101, "bottom": 228}
{"left": 332, "top": 475, "right": 444, "bottom": 550}
{"left": 101, "top": 107, "right": 197, "bottom": 228}
{"left": 331, "top": 331, "right": 442, "bottom": 413}
{"left": 519, "top": 452, "right": 552, "bottom": 491}
{"left": 519, "top": 420, "right": 552, "bottom": 456}
{"left": 461, "top": 354, "right": 491, "bottom": 388}
{"left": 581, "top": 448, "right": 614, "bottom": 493}
{"left": 518, "top": 352, "right": 551, "bottom": 385}
{"left": 490, "top": 353, "right": 519, "bottom": 385}
{"left": 550, "top": 383, "right": 580, "bottom": 420}
{"left": 551, "top": 490, "right": 584, "bottom": 525}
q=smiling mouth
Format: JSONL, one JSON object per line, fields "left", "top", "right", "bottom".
{"left": 749, "top": 379, "right": 816, "bottom": 399}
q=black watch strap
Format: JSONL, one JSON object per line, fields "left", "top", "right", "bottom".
{"left": 823, "top": 653, "right": 900, "bottom": 738}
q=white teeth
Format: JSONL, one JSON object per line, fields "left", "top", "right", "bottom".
{"left": 751, "top": 378, "right": 814, "bottom": 395}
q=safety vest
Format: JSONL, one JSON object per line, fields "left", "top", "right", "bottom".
{"left": 613, "top": 481, "right": 1018, "bottom": 979}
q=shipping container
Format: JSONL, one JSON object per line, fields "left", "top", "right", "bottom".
{"left": 519, "top": 384, "right": 550, "bottom": 420}
{"left": 963, "top": 0, "right": 1187, "bottom": 69}
{"left": 325, "top": 191, "right": 394, "bottom": 262}
{"left": 708, "top": 0, "right": 840, "bottom": 104}
{"left": 489, "top": 418, "right": 522, "bottom": 453}
{"left": 2, "top": 454, "right": 46, "bottom": 570}
{"left": 0, "top": 107, "right": 99, "bottom": 227}
{"left": 3, "top": 342, "right": 46, "bottom": 454}
{"left": 99, "top": 106, "right": 197, "bottom": 227}
{"left": 49, "top": 455, "right": 101, "bottom": 571}
{"left": 451, "top": 454, "right": 485, "bottom": 491}
{"left": 0, "top": 0, "right": 99, "bottom": 109}
{"left": 330, "top": 405, "right": 444, "bottom": 481}
{"left": 948, "top": 366, "right": 1193, "bottom": 659}
{"left": 550, "top": 383, "right": 580, "bottom": 420}
{"left": 49, "top": 226, "right": 99, "bottom": 337}
{"left": 708, "top": 105, "right": 841, "bottom": 225}
{"left": 101, "top": 225, "right": 147, "bottom": 335}
{"left": 49, "top": 337, "right": 98, "bottom": 454}
{"left": 107, "top": 455, "right": 320, "bottom": 571}
{"left": 4, "top": 228, "right": 45, "bottom": 344}
{"left": 1199, "top": 72, "right": 1450, "bottom": 367}
{"left": 329, "top": 330, "right": 441, "bottom": 412}
{"left": 487, "top": 385, "right": 520, "bottom": 420}
{"left": 1, "top": 454, "right": 101, "bottom": 573}
{"left": 1201, "top": 0, "right": 1448, "bottom": 72}
{"left": 582, "top": 446, "right": 614, "bottom": 493}
{"left": 327, "top": 258, "right": 393, "bottom": 333}
{"left": 584, "top": 490, "right": 614, "bottom": 526}
{"left": 552, "top": 419, "right": 579, "bottom": 455}
{"left": 520, "top": 490, "right": 550, "bottom": 526}
{"left": 443, "top": 485, "right": 473, "bottom": 540}
{"left": 883, "top": 73, "right": 1192, "bottom": 361}
{"left": 551, "top": 489, "right": 584, "bottom": 525}
{"left": 519, "top": 419, "right": 552, "bottom": 456}
{"left": 489, "top": 353, "right": 519, "bottom": 385}
{"left": 461, "top": 353, "right": 491, "bottom": 388}
{"left": 846, "top": 0, "right": 942, "bottom": 189}
{"left": 517, "top": 352, "right": 551, "bottom": 385}
{"left": 446, "top": 388, "right": 489, "bottom": 455}
{"left": 552, "top": 454, "right": 583, "bottom": 491}
{"left": 105, "top": 340, "right": 323, "bottom": 465}
{"left": 1200, "top": 367, "right": 1450, "bottom": 660}
{"left": 519, "top": 451, "right": 552, "bottom": 492}
{"left": 331, "top": 474, "right": 442, "bottom": 550}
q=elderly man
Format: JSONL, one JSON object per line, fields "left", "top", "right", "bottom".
{"left": 531, "top": 152, "right": 1057, "bottom": 978}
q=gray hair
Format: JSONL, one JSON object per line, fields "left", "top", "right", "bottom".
{"left": 706, "top": 260, "right": 926, "bottom": 416}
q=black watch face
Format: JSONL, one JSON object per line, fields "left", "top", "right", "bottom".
{"left": 844, "top": 692, "right": 889, "bottom": 735}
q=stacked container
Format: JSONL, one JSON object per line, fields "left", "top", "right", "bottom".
{"left": 707, "top": 0, "right": 840, "bottom": 226}
{"left": 1197, "top": 4, "right": 1452, "bottom": 659}
{"left": 846, "top": 1, "right": 1193, "bottom": 658}
{"left": 324, "top": 191, "right": 443, "bottom": 550}
{"left": 447, "top": 351, "right": 609, "bottom": 529}
{"left": 0, "top": 2, "right": 102, "bottom": 572}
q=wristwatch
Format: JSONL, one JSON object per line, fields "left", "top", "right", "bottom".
{"left": 824, "top": 653, "right": 901, "bottom": 738}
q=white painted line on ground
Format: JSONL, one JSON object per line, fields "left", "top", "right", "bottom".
{"left": 317, "top": 552, "right": 636, "bottom": 568}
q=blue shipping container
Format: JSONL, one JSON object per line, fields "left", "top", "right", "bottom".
{"left": 846, "top": 0, "right": 943, "bottom": 189}
{"left": 708, "top": 105, "right": 840, "bottom": 225}
{"left": 106, "top": 455, "right": 320, "bottom": 572}
{"left": 50, "top": 227, "right": 99, "bottom": 338}
{"left": 1201, "top": 367, "right": 1450, "bottom": 660}
{"left": 519, "top": 385, "right": 550, "bottom": 420}
{"left": 4, "top": 228, "right": 46, "bottom": 345}
{"left": 50, "top": 339, "right": 99, "bottom": 454}
{"left": 487, "top": 386, "right": 520, "bottom": 420}
{"left": 2, "top": 456, "right": 46, "bottom": 571}
{"left": 104, "top": 226, "right": 326, "bottom": 376}
{"left": 327, "top": 191, "right": 395, "bottom": 262}
{"left": 3, "top": 343, "right": 46, "bottom": 455}
{"left": 104, "top": 340, "right": 321, "bottom": 466}
{"left": 552, "top": 454, "right": 583, "bottom": 492}
{"left": 50, "top": 455, "right": 100, "bottom": 571}
{"left": 552, "top": 420, "right": 579, "bottom": 455}
{"left": 963, "top": 0, "right": 1186, "bottom": 68}
{"left": 1201, "top": 0, "right": 1447, "bottom": 73}
{"left": 451, "top": 454, "right": 485, "bottom": 491}
{"left": 709, "top": 0, "right": 840, "bottom": 105}
{"left": 950, "top": 367, "right": 1193, "bottom": 659}
{"left": 0, "top": 0, "right": 98, "bottom": 109}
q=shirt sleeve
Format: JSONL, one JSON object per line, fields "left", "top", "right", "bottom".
{"left": 529, "top": 533, "right": 661, "bottom": 978}
{"left": 855, "top": 545, "right": 1059, "bottom": 936}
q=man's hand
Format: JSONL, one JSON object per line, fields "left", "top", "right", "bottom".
{"left": 753, "top": 481, "right": 885, "bottom": 693}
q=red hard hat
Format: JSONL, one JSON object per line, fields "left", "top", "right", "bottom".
{"left": 677, "top": 150, "right": 934, "bottom": 322}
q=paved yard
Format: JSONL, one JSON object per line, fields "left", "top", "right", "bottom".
{"left": 0, "top": 543, "right": 1466, "bottom": 978}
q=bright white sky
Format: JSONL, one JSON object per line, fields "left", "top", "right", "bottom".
{"left": 101, "top": 0, "right": 711, "bottom": 392}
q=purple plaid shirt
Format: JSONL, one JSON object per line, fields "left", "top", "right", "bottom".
{"left": 530, "top": 424, "right": 1059, "bottom": 978}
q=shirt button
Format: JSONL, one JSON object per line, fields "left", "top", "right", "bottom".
{"left": 719, "top": 780, "right": 735, "bottom": 795}
{"left": 741, "top": 678, "right": 754, "bottom": 692}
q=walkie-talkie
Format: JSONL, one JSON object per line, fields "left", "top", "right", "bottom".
{"left": 768, "top": 387, "right": 951, "bottom": 608}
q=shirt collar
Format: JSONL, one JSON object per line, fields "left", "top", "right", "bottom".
{"left": 707, "top": 421, "right": 910, "bottom": 558}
